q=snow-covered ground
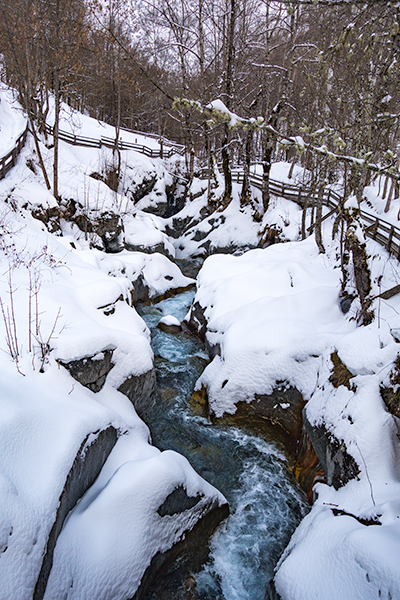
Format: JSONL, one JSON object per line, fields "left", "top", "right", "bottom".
{"left": 0, "top": 89, "right": 225, "bottom": 600}
{"left": 2, "top": 85, "right": 400, "bottom": 600}
{"left": 0, "top": 87, "right": 27, "bottom": 156}
{"left": 187, "top": 210, "right": 400, "bottom": 598}
{"left": 46, "top": 100, "right": 181, "bottom": 152}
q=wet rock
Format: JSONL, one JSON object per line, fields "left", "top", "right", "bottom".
{"left": 303, "top": 410, "right": 360, "bottom": 490}
{"left": 132, "top": 497, "right": 229, "bottom": 600}
{"left": 118, "top": 368, "right": 157, "bottom": 419}
{"left": 189, "top": 385, "right": 210, "bottom": 420}
{"left": 265, "top": 579, "right": 283, "bottom": 600}
{"left": 213, "top": 384, "right": 305, "bottom": 455}
{"left": 157, "top": 315, "right": 182, "bottom": 334}
{"left": 33, "top": 426, "right": 119, "bottom": 600}
{"left": 293, "top": 425, "right": 326, "bottom": 502}
{"left": 57, "top": 350, "right": 115, "bottom": 393}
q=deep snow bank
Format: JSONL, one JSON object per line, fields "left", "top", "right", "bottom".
{"left": 187, "top": 221, "right": 400, "bottom": 599}
{"left": 0, "top": 90, "right": 227, "bottom": 599}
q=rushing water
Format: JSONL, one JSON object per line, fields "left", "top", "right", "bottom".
{"left": 137, "top": 291, "right": 308, "bottom": 600}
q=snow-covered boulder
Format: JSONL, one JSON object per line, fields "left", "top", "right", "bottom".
{"left": 157, "top": 314, "right": 182, "bottom": 334}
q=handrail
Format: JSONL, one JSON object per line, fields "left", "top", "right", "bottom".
{"left": 200, "top": 166, "right": 400, "bottom": 260}
{"left": 0, "top": 124, "right": 29, "bottom": 182}
{"left": 44, "top": 124, "right": 185, "bottom": 157}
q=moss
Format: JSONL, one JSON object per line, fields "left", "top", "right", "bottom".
{"left": 329, "top": 351, "right": 355, "bottom": 390}
{"left": 380, "top": 355, "right": 400, "bottom": 418}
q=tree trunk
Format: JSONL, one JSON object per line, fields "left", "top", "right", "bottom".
{"left": 240, "top": 130, "right": 252, "bottom": 206}
{"left": 315, "top": 183, "right": 326, "bottom": 254}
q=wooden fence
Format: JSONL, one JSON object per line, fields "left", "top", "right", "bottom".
{"left": 229, "top": 168, "right": 400, "bottom": 260}
{"left": 0, "top": 124, "right": 29, "bottom": 182}
{"left": 2, "top": 126, "right": 400, "bottom": 260}
{"left": 44, "top": 124, "right": 185, "bottom": 158}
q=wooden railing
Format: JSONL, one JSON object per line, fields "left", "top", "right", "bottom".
{"left": 44, "top": 124, "right": 185, "bottom": 158}
{"left": 0, "top": 124, "right": 29, "bottom": 182}
{"left": 231, "top": 168, "right": 400, "bottom": 260}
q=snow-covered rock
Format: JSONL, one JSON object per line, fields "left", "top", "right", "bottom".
{"left": 0, "top": 89, "right": 228, "bottom": 600}
{"left": 186, "top": 213, "right": 400, "bottom": 600}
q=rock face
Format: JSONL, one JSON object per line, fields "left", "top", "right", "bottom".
{"left": 213, "top": 385, "right": 305, "bottom": 454}
{"left": 303, "top": 411, "right": 360, "bottom": 490}
{"left": 57, "top": 350, "right": 115, "bottom": 393}
{"left": 118, "top": 369, "right": 157, "bottom": 418}
{"left": 293, "top": 425, "right": 326, "bottom": 503}
{"left": 93, "top": 210, "right": 124, "bottom": 253}
{"left": 124, "top": 240, "right": 174, "bottom": 259}
{"left": 33, "top": 426, "right": 119, "bottom": 600}
{"left": 58, "top": 350, "right": 157, "bottom": 418}
{"left": 132, "top": 490, "right": 229, "bottom": 600}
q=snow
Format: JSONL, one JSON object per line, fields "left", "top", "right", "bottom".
{"left": 0, "top": 88, "right": 27, "bottom": 156}
{"left": 3, "top": 83, "right": 400, "bottom": 600}
{"left": 0, "top": 88, "right": 225, "bottom": 600}
{"left": 47, "top": 100, "right": 168, "bottom": 152}
{"left": 206, "top": 99, "right": 243, "bottom": 127}
{"left": 159, "top": 314, "right": 181, "bottom": 327}
{"left": 189, "top": 236, "right": 355, "bottom": 417}
{"left": 188, "top": 203, "right": 400, "bottom": 598}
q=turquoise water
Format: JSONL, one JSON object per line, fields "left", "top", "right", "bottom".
{"left": 138, "top": 291, "right": 308, "bottom": 600}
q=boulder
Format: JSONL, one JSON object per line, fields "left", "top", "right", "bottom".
{"left": 132, "top": 490, "right": 229, "bottom": 600}
{"left": 157, "top": 315, "right": 182, "bottom": 334}
{"left": 57, "top": 350, "right": 115, "bottom": 393}
{"left": 118, "top": 368, "right": 157, "bottom": 419}
{"left": 93, "top": 210, "right": 124, "bottom": 253}
{"left": 303, "top": 410, "right": 360, "bottom": 490}
{"left": 33, "top": 426, "right": 119, "bottom": 600}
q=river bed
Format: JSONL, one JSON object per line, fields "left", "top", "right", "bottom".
{"left": 137, "top": 290, "right": 308, "bottom": 600}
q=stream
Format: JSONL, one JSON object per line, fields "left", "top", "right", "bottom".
{"left": 137, "top": 290, "right": 308, "bottom": 600}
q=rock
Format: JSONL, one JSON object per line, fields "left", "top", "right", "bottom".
{"left": 57, "top": 350, "right": 115, "bottom": 393}
{"left": 124, "top": 240, "right": 174, "bottom": 260}
{"left": 118, "top": 368, "right": 157, "bottom": 419}
{"left": 265, "top": 578, "right": 283, "bottom": 600}
{"left": 211, "top": 384, "right": 305, "bottom": 455}
{"left": 130, "top": 174, "right": 158, "bottom": 204}
{"left": 33, "top": 426, "right": 119, "bottom": 600}
{"left": 293, "top": 425, "right": 326, "bottom": 502}
{"left": 93, "top": 210, "right": 124, "bottom": 253}
{"left": 165, "top": 178, "right": 187, "bottom": 217}
{"left": 132, "top": 273, "right": 195, "bottom": 305}
{"left": 58, "top": 349, "right": 157, "bottom": 418}
{"left": 186, "top": 301, "right": 208, "bottom": 339}
{"left": 31, "top": 205, "right": 61, "bottom": 234}
{"left": 157, "top": 486, "right": 202, "bottom": 517}
{"left": 303, "top": 410, "right": 360, "bottom": 490}
{"left": 157, "top": 315, "right": 182, "bottom": 334}
{"left": 132, "top": 493, "right": 229, "bottom": 600}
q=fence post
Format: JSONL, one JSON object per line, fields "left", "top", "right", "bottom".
{"left": 387, "top": 225, "right": 394, "bottom": 252}
{"left": 297, "top": 187, "right": 302, "bottom": 206}
{"left": 1, "top": 157, "right": 5, "bottom": 180}
{"left": 374, "top": 219, "right": 379, "bottom": 240}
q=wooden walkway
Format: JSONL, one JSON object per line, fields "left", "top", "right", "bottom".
{"left": 2, "top": 124, "right": 400, "bottom": 261}
{"left": 0, "top": 125, "right": 29, "bottom": 182}
{"left": 231, "top": 169, "right": 400, "bottom": 260}
{"left": 44, "top": 124, "right": 185, "bottom": 158}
